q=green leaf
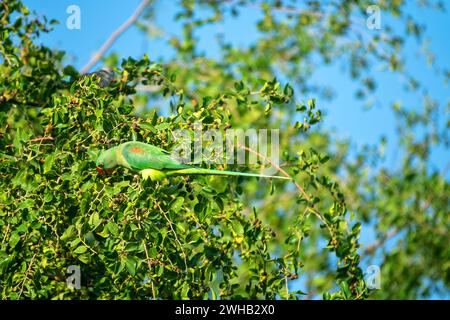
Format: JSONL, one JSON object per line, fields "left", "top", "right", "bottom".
{"left": 61, "top": 225, "right": 76, "bottom": 242}
{"left": 9, "top": 233, "right": 20, "bottom": 249}
{"left": 43, "top": 154, "right": 55, "bottom": 173}
{"left": 107, "top": 221, "right": 119, "bottom": 237}
{"left": 340, "top": 281, "right": 351, "bottom": 299}
{"left": 234, "top": 81, "right": 244, "bottom": 91}
{"left": 78, "top": 254, "right": 90, "bottom": 264}
{"left": 170, "top": 197, "right": 184, "bottom": 213}
{"left": 96, "top": 225, "right": 110, "bottom": 238}
{"left": 125, "top": 256, "right": 137, "bottom": 276}
{"left": 74, "top": 246, "right": 88, "bottom": 254}
{"left": 0, "top": 257, "right": 12, "bottom": 275}
{"left": 89, "top": 212, "right": 101, "bottom": 230}
{"left": 181, "top": 282, "right": 190, "bottom": 299}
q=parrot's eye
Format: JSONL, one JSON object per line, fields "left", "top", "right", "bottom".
{"left": 96, "top": 166, "right": 104, "bottom": 175}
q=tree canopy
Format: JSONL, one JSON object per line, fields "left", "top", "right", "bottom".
{"left": 0, "top": 0, "right": 448, "bottom": 299}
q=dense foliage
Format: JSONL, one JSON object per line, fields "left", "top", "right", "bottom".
{"left": 0, "top": 0, "right": 448, "bottom": 299}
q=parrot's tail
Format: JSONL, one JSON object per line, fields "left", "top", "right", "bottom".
{"left": 167, "top": 167, "right": 291, "bottom": 180}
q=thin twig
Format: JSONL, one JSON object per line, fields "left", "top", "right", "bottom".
{"left": 80, "top": 0, "right": 151, "bottom": 74}
{"left": 143, "top": 241, "right": 157, "bottom": 299}
{"left": 30, "top": 136, "right": 54, "bottom": 143}
{"left": 136, "top": 208, "right": 157, "bottom": 299}
{"left": 238, "top": 144, "right": 310, "bottom": 201}
{"left": 284, "top": 276, "right": 290, "bottom": 299}
{"left": 155, "top": 202, "right": 188, "bottom": 272}
{"left": 18, "top": 252, "right": 37, "bottom": 298}
{"left": 238, "top": 144, "right": 335, "bottom": 237}
{"left": 78, "top": 233, "right": 98, "bottom": 255}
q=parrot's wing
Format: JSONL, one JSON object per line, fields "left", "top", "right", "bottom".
{"left": 122, "top": 142, "right": 190, "bottom": 171}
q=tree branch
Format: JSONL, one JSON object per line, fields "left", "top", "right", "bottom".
{"left": 363, "top": 228, "right": 399, "bottom": 255}
{"left": 30, "top": 136, "right": 54, "bottom": 143}
{"left": 238, "top": 144, "right": 336, "bottom": 237}
{"left": 363, "top": 160, "right": 450, "bottom": 256}
{"left": 80, "top": 0, "right": 151, "bottom": 74}
{"left": 238, "top": 144, "right": 310, "bottom": 201}
{"left": 18, "top": 252, "right": 37, "bottom": 298}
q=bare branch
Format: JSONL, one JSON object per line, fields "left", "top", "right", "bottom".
{"left": 30, "top": 136, "right": 54, "bottom": 143}
{"left": 80, "top": 0, "right": 151, "bottom": 74}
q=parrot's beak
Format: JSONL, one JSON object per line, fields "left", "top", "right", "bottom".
{"left": 96, "top": 166, "right": 114, "bottom": 175}
{"left": 96, "top": 166, "right": 104, "bottom": 175}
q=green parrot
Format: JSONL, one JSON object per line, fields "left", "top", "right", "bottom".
{"left": 96, "top": 141, "right": 290, "bottom": 181}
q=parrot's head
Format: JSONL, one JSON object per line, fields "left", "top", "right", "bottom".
{"left": 96, "top": 149, "right": 116, "bottom": 175}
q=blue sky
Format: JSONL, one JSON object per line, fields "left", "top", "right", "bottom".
{"left": 22, "top": 0, "right": 449, "bottom": 298}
